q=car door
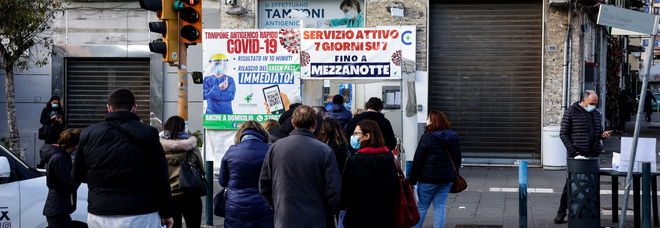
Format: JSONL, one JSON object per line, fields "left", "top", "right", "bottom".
{"left": 0, "top": 153, "right": 23, "bottom": 228}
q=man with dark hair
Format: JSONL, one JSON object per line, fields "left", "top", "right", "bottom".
{"left": 553, "top": 91, "right": 612, "bottom": 224}
{"left": 344, "top": 97, "right": 397, "bottom": 151}
{"left": 260, "top": 105, "right": 342, "bottom": 228}
{"left": 327, "top": 94, "right": 352, "bottom": 128}
{"left": 73, "top": 88, "right": 174, "bottom": 228}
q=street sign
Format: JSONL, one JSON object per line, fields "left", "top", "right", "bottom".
{"left": 597, "top": 4, "right": 658, "bottom": 35}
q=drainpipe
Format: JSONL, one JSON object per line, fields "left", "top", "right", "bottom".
{"left": 562, "top": 1, "right": 573, "bottom": 114}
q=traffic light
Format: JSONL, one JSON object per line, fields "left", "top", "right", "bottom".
{"left": 179, "top": 0, "right": 202, "bottom": 43}
{"left": 140, "top": 0, "right": 179, "bottom": 63}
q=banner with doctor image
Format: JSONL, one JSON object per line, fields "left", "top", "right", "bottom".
{"left": 259, "top": 0, "right": 365, "bottom": 29}
{"left": 202, "top": 29, "right": 301, "bottom": 129}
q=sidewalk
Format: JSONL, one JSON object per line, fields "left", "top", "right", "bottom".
{"left": 200, "top": 115, "right": 660, "bottom": 228}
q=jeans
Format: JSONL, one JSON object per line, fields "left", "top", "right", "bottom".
{"left": 412, "top": 182, "right": 453, "bottom": 228}
{"left": 558, "top": 180, "right": 568, "bottom": 213}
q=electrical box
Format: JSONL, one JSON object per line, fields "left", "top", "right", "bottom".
{"left": 382, "top": 86, "right": 401, "bottom": 109}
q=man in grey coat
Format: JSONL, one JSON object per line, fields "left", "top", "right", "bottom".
{"left": 260, "top": 105, "right": 342, "bottom": 228}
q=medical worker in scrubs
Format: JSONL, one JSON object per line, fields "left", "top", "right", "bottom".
{"left": 317, "top": 0, "right": 364, "bottom": 28}
{"left": 204, "top": 54, "right": 236, "bottom": 114}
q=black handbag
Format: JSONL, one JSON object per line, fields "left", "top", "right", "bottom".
{"left": 213, "top": 187, "right": 227, "bottom": 217}
{"left": 38, "top": 124, "right": 52, "bottom": 140}
{"left": 178, "top": 151, "right": 208, "bottom": 196}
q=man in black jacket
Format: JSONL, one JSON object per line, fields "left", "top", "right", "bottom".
{"left": 344, "top": 97, "right": 397, "bottom": 152}
{"left": 72, "top": 89, "right": 174, "bottom": 228}
{"left": 554, "top": 91, "right": 612, "bottom": 224}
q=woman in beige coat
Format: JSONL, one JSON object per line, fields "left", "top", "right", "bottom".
{"left": 160, "top": 116, "right": 204, "bottom": 228}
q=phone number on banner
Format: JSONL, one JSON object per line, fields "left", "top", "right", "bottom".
{"left": 204, "top": 114, "right": 281, "bottom": 129}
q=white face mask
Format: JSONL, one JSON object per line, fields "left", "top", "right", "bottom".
{"left": 426, "top": 119, "right": 431, "bottom": 125}
{"left": 344, "top": 10, "right": 355, "bottom": 19}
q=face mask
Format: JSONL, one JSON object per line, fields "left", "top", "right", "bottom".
{"left": 344, "top": 10, "right": 355, "bottom": 19}
{"left": 585, "top": 105, "right": 595, "bottom": 112}
{"left": 350, "top": 135, "right": 361, "bottom": 149}
{"left": 51, "top": 104, "right": 58, "bottom": 108}
{"left": 214, "top": 64, "right": 224, "bottom": 75}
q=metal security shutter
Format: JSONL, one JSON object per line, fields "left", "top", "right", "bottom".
{"left": 428, "top": 1, "right": 542, "bottom": 165}
{"left": 65, "top": 58, "right": 151, "bottom": 129}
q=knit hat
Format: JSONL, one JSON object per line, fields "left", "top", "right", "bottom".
{"left": 332, "top": 94, "right": 344, "bottom": 104}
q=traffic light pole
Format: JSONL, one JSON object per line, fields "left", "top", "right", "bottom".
{"left": 177, "top": 18, "right": 188, "bottom": 123}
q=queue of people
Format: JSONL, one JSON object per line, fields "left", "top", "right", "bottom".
{"left": 37, "top": 88, "right": 462, "bottom": 228}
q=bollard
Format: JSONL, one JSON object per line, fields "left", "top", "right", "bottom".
{"left": 519, "top": 160, "right": 527, "bottom": 228}
{"left": 206, "top": 161, "right": 214, "bottom": 226}
{"left": 643, "top": 163, "right": 651, "bottom": 227}
{"left": 567, "top": 158, "right": 600, "bottom": 228}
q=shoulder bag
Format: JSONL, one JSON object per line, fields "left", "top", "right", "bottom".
{"left": 178, "top": 151, "right": 209, "bottom": 196}
{"left": 213, "top": 187, "right": 227, "bottom": 217}
{"left": 38, "top": 124, "right": 52, "bottom": 140}
{"left": 394, "top": 158, "right": 420, "bottom": 228}
{"left": 445, "top": 148, "right": 467, "bottom": 193}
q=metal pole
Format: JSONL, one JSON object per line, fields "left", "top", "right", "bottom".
{"left": 620, "top": 30, "right": 657, "bottom": 227}
{"left": 643, "top": 163, "right": 651, "bottom": 228}
{"left": 177, "top": 14, "right": 189, "bottom": 123}
{"left": 519, "top": 160, "right": 527, "bottom": 228}
{"left": 206, "top": 160, "right": 214, "bottom": 225}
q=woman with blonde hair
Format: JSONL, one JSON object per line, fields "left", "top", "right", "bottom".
{"left": 262, "top": 119, "right": 280, "bottom": 132}
{"left": 219, "top": 120, "right": 274, "bottom": 228}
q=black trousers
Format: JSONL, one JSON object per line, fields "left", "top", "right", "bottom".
{"left": 46, "top": 215, "right": 74, "bottom": 228}
{"left": 172, "top": 194, "right": 202, "bottom": 228}
{"left": 558, "top": 179, "right": 568, "bottom": 213}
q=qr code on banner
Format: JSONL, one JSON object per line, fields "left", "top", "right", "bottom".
{"left": 266, "top": 92, "right": 282, "bottom": 109}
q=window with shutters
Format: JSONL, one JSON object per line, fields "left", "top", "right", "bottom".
{"left": 65, "top": 58, "right": 151, "bottom": 129}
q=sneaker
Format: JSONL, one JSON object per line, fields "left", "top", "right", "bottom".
{"left": 554, "top": 212, "right": 566, "bottom": 224}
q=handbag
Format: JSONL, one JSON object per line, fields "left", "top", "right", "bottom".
{"left": 178, "top": 151, "right": 208, "bottom": 196}
{"left": 38, "top": 124, "right": 52, "bottom": 140}
{"left": 445, "top": 148, "right": 467, "bottom": 193}
{"left": 213, "top": 187, "right": 227, "bottom": 217}
{"left": 394, "top": 158, "right": 420, "bottom": 228}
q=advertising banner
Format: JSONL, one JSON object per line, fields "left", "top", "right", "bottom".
{"left": 259, "top": 0, "right": 365, "bottom": 29}
{"left": 202, "top": 29, "right": 301, "bottom": 129}
{"left": 300, "top": 28, "right": 402, "bottom": 79}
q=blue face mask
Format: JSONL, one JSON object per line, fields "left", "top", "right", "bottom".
{"left": 585, "top": 105, "right": 595, "bottom": 112}
{"left": 350, "top": 135, "right": 361, "bottom": 149}
{"left": 214, "top": 64, "right": 224, "bottom": 75}
{"left": 51, "top": 104, "right": 58, "bottom": 108}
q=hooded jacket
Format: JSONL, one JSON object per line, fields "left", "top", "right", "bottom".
{"left": 220, "top": 129, "right": 274, "bottom": 228}
{"left": 160, "top": 135, "right": 204, "bottom": 197}
{"left": 340, "top": 146, "right": 397, "bottom": 228}
{"left": 344, "top": 111, "right": 397, "bottom": 151}
{"left": 560, "top": 101, "right": 604, "bottom": 157}
{"left": 278, "top": 103, "right": 302, "bottom": 125}
{"left": 42, "top": 144, "right": 81, "bottom": 216}
{"left": 72, "top": 111, "right": 173, "bottom": 218}
{"left": 327, "top": 104, "right": 352, "bottom": 128}
{"left": 409, "top": 129, "right": 462, "bottom": 185}
{"left": 268, "top": 117, "right": 295, "bottom": 143}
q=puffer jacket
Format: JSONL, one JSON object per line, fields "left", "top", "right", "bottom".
{"left": 327, "top": 104, "right": 352, "bottom": 128}
{"left": 72, "top": 111, "right": 173, "bottom": 218}
{"left": 409, "top": 129, "right": 461, "bottom": 185}
{"left": 340, "top": 146, "right": 398, "bottom": 228}
{"left": 160, "top": 136, "right": 204, "bottom": 197}
{"left": 42, "top": 144, "right": 81, "bottom": 216}
{"left": 560, "top": 101, "right": 604, "bottom": 157}
{"left": 219, "top": 129, "right": 274, "bottom": 228}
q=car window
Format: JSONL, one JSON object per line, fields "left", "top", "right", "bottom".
{"left": 0, "top": 145, "right": 30, "bottom": 170}
{"left": 0, "top": 145, "right": 41, "bottom": 181}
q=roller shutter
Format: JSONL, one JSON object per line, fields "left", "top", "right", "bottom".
{"left": 428, "top": 1, "right": 542, "bottom": 165}
{"left": 65, "top": 58, "right": 151, "bottom": 129}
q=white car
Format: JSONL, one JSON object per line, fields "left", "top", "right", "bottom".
{"left": 0, "top": 145, "right": 88, "bottom": 228}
